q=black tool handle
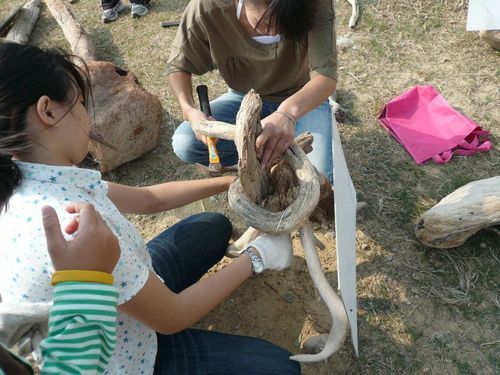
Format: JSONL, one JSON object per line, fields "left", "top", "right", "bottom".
{"left": 196, "top": 85, "right": 212, "bottom": 117}
{"left": 160, "top": 21, "right": 180, "bottom": 28}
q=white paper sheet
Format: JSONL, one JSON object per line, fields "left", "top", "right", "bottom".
{"left": 466, "top": 0, "right": 500, "bottom": 31}
{"left": 330, "top": 99, "right": 359, "bottom": 356}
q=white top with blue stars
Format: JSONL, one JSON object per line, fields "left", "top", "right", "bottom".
{"left": 0, "top": 161, "right": 157, "bottom": 375}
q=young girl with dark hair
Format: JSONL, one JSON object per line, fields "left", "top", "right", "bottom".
{"left": 168, "top": 0, "right": 337, "bottom": 182}
{"left": 0, "top": 41, "right": 300, "bottom": 374}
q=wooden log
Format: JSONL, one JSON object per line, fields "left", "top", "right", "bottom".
{"left": 347, "top": 0, "right": 359, "bottom": 28}
{"left": 5, "top": 0, "right": 41, "bottom": 44}
{"left": 290, "top": 224, "right": 348, "bottom": 362}
{"left": 227, "top": 91, "right": 321, "bottom": 232}
{"left": 43, "top": 0, "right": 95, "bottom": 61}
{"left": 229, "top": 143, "right": 320, "bottom": 234}
{"left": 235, "top": 90, "right": 269, "bottom": 204}
{"left": 193, "top": 114, "right": 333, "bottom": 225}
{"left": 191, "top": 124, "right": 313, "bottom": 155}
{"left": 191, "top": 120, "right": 236, "bottom": 140}
{"left": 223, "top": 91, "right": 346, "bottom": 362}
{"left": 416, "top": 176, "right": 500, "bottom": 248}
{"left": 0, "top": 2, "right": 25, "bottom": 36}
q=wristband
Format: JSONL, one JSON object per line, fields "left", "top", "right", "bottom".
{"left": 274, "top": 111, "right": 296, "bottom": 127}
{"left": 243, "top": 247, "right": 264, "bottom": 274}
{"left": 51, "top": 270, "right": 114, "bottom": 285}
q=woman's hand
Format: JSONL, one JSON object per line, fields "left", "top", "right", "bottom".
{"left": 255, "top": 111, "right": 296, "bottom": 169}
{"left": 254, "top": 75, "right": 336, "bottom": 169}
{"left": 185, "top": 107, "right": 216, "bottom": 145}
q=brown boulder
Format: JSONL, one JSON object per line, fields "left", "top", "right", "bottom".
{"left": 87, "top": 61, "right": 162, "bottom": 172}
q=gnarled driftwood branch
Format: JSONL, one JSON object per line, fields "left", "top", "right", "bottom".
{"left": 195, "top": 90, "right": 348, "bottom": 362}
{"left": 416, "top": 176, "right": 500, "bottom": 248}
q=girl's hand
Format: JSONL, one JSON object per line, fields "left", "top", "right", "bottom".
{"left": 185, "top": 107, "right": 216, "bottom": 145}
{"left": 41, "top": 203, "right": 120, "bottom": 274}
{"left": 221, "top": 175, "right": 237, "bottom": 190}
{"left": 246, "top": 233, "right": 293, "bottom": 272}
{"left": 255, "top": 111, "right": 295, "bottom": 169}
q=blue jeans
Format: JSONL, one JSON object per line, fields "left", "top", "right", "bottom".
{"left": 146, "top": 212, "right": 301, "bottom": 374}
{"left": 172, "top": 91, "right": 334, "bottom": 183}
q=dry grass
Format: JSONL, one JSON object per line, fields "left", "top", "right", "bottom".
{"left": 1, "top": 0, "right": 500, "bottom": 373}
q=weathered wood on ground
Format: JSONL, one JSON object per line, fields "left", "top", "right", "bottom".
{"left": 234, "top": 91, "right": 269, "bottom": 204}
{"left": 289, "top": 224, "right": 348, "bottom": 362}
{"left": 228, "top": 141, "right": 320, "bottom": 234}
{"left": 5, "top": 0, "right": 41, "bottom": 44}
{"left": 0, "top": 2, "right": 25, "bottom": 37}
{"left": 44, "top": 0, "right": 95, "bottom": 61}
{"left": 347, "top": 0, "right": 359, "bottom": 28}
{"left": 416, "top": 176, "right": 500, "bottom": 248}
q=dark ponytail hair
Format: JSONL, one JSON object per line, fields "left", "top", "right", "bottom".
{"left": 0, "top": 41, "right": 91, "bottom": 212}
{"left": 257, "top": 0, "right": 319, "bottom": 43}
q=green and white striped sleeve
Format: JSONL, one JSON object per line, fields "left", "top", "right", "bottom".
{"left": 40, "top": 282, "right": 119, "bottom": 375}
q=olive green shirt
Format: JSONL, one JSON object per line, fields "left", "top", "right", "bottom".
{"left": 167, "top": 0, "right": 337, "bottom": 102}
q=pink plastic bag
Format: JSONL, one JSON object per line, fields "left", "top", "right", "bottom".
{"left": 378, "top": 85, "right": 492, "bottom": 164}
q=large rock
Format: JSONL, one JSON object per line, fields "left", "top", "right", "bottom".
{"left": 87, "top": 61, "right": 162, "bottom": 172}
{"left": 416, "top": 177, "right": 500, "bottom": 248}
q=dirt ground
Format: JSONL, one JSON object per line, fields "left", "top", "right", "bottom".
{"left": 1, "top": 0, "right": 499, "bottom": 374}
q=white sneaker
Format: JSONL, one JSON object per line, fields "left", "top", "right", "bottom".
{"left": 131, "top": 3, "right": 148, "bottom": 18}
{"left": 102, "top": 1, "right": 127, "bottom": 23}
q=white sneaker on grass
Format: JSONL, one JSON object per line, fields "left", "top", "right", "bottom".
{"left": 131, "top": 3, "right": 148, "bottom": 18}
{"left": 102, "top": 1, "right": 127, "bottom": 23}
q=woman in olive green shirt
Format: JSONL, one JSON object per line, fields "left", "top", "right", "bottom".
{"left": 168, "top": 0, "right": 337, "bottom": 182}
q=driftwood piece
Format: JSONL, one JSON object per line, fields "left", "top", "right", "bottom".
{"left": 347, "top": 0, "right": 359, "bottom": 28}
{"left": 235, "top": 91, "right": 269, "bottom": 204}
{"left": 195, "top": 91, "right": 346, "bottom": 360}
{"left": 0, "top": 2, "right": 25, "bottom": 37}
{"left": 194, "top": 120, "right": 333, "bottom": 235}
{"left": 416, "top": 177, "right": 500, "bottom": 248}
{"left": 289, "top": 224, "right": 348, "bottom": 362}
{"left": 295, "top": 132, "right": 313, "bottom": 155}
{"left": 191, "top": 123, "right": 314, "bottom": 160}
{"left": 222, "top": 90, "right": 347, "bottom": 362}
{"left": 228, "top": 142, "right": 320, "bottom": 234}
{"left": 194, "top": 92, "right": 321, "bottom": 232}
{"left": 310, "top": 171, "right": 334, "bottom": 224}
{"left": 44, "top": 0, "right": 95, "bottom": 61}
{"left": 227, "top": 91, "right": 320, "bottom": 233}
{"left": 43, "top": 0, "right": 162, "bottom": 172}
{"left": 5, "top": 0, "right": 40, "bottom": 44}
{"left": 191, "top": 120, "right": 236, "bottom": 140}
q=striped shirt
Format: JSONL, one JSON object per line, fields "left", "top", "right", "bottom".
{"left": 0, "top": 282, "right": 118, "bottom": 375}
{"left": 40, "top": 282, "right": 119, "bottom": 374}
